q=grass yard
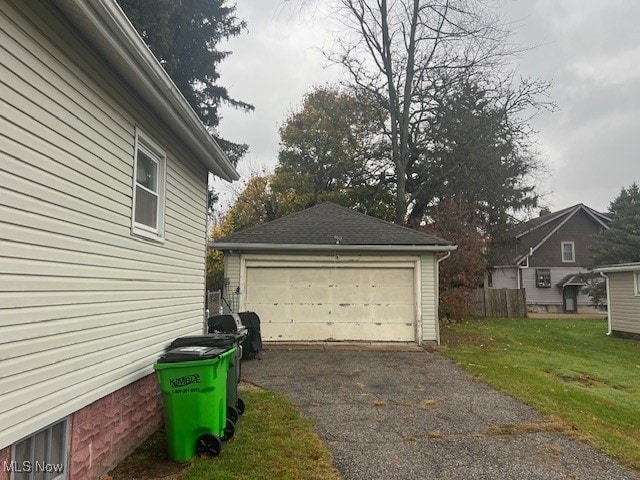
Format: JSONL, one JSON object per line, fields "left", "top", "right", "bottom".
{"left": 108, "top": 388, "right": 341, "bottom": 480}
{"left": 440, "top": 317, "right": 640, "bottom": 471}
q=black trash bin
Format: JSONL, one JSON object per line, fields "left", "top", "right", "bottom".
{"left": 208, "top": 312, "right": 262, "bottom": 360}
{"left": 168, "top": 331, "right": 247, "bottom": 422}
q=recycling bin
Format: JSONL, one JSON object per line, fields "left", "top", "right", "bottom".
{"left": 167, "top": 332, "right": 247, "bottom": 422}
{"left": 154, "top": 345, "right": 236, "bottom": 462}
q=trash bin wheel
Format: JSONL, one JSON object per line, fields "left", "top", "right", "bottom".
{"left": 237, "top": 397, "right": 246, "bottom": 415}
{"left": 227, "top": 405, "right": 239, "bottom": 424}
{"left": 195, "top": 434, "right": 221, "bottom": 457}
{"left": 222, "top": 418, "right": 235, "bottom": 442}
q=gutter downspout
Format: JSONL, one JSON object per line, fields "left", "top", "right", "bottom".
{"left": 517, "top": 247, "right": 533, "bottom": 290}
{"left": 435, "top": 251, "right": 453, "bottom": 345}
{"left": 600, "top": 272, "right": 612, "bottom": 335}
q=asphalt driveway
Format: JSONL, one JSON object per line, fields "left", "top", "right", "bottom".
{"left": 242, "top": 348, "right": 638, "bottom": 480}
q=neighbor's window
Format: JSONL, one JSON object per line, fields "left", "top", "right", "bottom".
{"left": 11, "top": 419, "right": 67, "bottom": 480}
{"left": 132, "top": 130, "right": 165, "bottom": 241}
{"left": 561, "top": 241, "right": 575, "bottom": 262}
{"left": 635, "top": 272, "right": 640, "bottom": 296}
{"left": 536, "top": 269, "right": 551, "bottom": 288}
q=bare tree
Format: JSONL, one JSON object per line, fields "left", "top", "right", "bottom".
{"left": 327, "top": 0, "right": 522, "bottom": 224}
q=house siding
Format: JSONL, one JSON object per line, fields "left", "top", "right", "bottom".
{"left": 492, "top": 267, "right": 518, "bottom": 289}
{"left": 1, "top": 0, "right": 207, "bottom": 457}
{"left": 421, "top": 254, "right": 437, "bottom": 342}
{"left": 608, "top": 271, "right": 640, "bottom": 335}
{"left": 224, "top": 252, "right": 242, "bottom": 294}
{"left": 528, "top": 209, "right": 603, "bottom": 267}
{"left": 522, "top": 267, "right": 591, "bottom": 308}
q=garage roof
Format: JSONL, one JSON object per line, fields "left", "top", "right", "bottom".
{"left": 211, "top": 203, "right": 454, "bottom": 252}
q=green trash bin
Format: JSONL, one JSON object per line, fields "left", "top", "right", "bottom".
{"left": 167, "top": 333, "right": 247, "bottom": 422}
{"left": 154, "top": 346, "right": 236, "bottom": 462}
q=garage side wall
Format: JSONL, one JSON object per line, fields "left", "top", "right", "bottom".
{"left": 224, "top": 252, "right": 242, "bottom": 294}
{"left": 420, "top": 254, "right": 438, "bottom": 342}
{"left": 609, "top": 271, "right": 640, "bottom": 336}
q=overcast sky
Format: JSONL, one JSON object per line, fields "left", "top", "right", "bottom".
{"left": 215, "top": 0, "right": 640, "bottom": 215}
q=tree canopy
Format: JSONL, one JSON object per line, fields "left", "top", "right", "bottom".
{"left": 326, "top": 0, "right": 553, "bottom": 226}
{"left": 118, "top": 0, "right": 253, "bottom": 164}
{"left": 406, "top": 75, "right": 545, "bottom": 234}
{"left": 591, "top": 183, "right": 640, "bottom": 266}
{"left": 274, "top": 86, "right": 395, "bottom": 220}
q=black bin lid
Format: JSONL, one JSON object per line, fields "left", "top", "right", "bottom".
{"left": 168, "top": 334, "right": 238, "bottom": 351}
{"left": 157, "top": 346, "right": 227, "bottom": 363}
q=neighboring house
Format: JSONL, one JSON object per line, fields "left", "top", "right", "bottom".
{"left": 594, "top": 263, "right": 640, "bottom": 339}
{"left": 210, "top": 203, "right": 456, "bottom": 345}
{"left": 0, "top": 1, "right": 238, "bottom": 479}
{"left": 487, "top": 204, "right": 610, "bottom": 313}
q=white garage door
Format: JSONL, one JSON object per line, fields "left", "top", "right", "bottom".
{"left": 244, "top": 264, "right": 416, "bottom": 341}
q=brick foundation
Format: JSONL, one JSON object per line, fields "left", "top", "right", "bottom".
{"left": 69, "top": 374, "right": 162, "bottom": 480}
{"left": 0, "top": 446, "right": 10, "bottom": 480}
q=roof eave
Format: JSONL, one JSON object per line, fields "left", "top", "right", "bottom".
{"left": 209, "top": 242, "right": 457, "bottom": 253}
{"left": 593, "top": 263, "right": 640, "bottom": 273}
{"left": 52, "top": 0, "right": 239, "bottom": 181}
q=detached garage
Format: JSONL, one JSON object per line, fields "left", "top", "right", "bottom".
{"left": 211, "top": 203, "right": 455, "bottom": 344}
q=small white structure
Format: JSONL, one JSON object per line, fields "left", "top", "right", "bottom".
{"left": 211, "top": 203, "right": 456, "bottom": 345}
{"left": 0, "top": 0, "right": 238, "bottom": 478}
{"left": 594, "top": 263, "right": 640, "bottom": 339}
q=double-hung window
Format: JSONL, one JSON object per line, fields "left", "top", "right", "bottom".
{"left": 635, "top": 271, "right": 640, "bottom": 296}
{"left": 132, "top": 130, "right": 165, "bottom": 241}
{"left": 561, "top": 241, "right": 575, "bottom": 263}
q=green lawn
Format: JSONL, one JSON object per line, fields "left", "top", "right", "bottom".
{"left": 440, "top": 317, "right": 640, "bottom": 470}
{"left": 109, "top": 389, "right": 341, "bottom": 480}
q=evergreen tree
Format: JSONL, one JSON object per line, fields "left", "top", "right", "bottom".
{"left": 591, "top": 183, "right": 640, "bottom": 265}
{"left": 118, "top": 0, "right": 253, "bottom": 164}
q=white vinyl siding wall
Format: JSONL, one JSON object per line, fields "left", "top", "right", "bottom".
{"left": 0, "top": 1, "right": 208, "bottom": 449}
{"left": 608, "top": 271, "right": 640, "bottom": 335}
{"left": 420, "top": 254, "right": 437, "bottom": 342}
{"left": 224, "top": 253, "right": 242, "bottom": 292}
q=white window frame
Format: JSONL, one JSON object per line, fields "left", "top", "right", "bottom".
{"left": 561, "top": 241, "right": 575, "bottom": 263}
{"left": 131, "top": 128, "right": 166, "bottom": 242}
{"left": 10, "top": 419, "right": 68, "bottom": 480}
{"left": 634, "top": 271, "right": 640, "bottom": 296}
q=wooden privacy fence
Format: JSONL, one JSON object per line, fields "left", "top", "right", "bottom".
{"left": 474, "top": 288, "right": 527, "bottom": 318}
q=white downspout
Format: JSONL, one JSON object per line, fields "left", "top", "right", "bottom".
{"left": 600, "top": 272, "right": 612, "bottom": 335}
{"left": 517, "top": 247, "right": 533, "bottom": 290}
{"left": 435, "top": 251, "right": 452, "bottom": 345}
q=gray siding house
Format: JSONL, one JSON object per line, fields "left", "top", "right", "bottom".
{"left": 594, "top": 263, "right": 640, "bottom": 339}
{"left": 488, "top": 204, "right": 611, "bottom": 313}
{"left": 211, "top": 203, "right": 456, "bottom": 345}
{"left": 0, "top": 1, "right": 238, "bottom": 479}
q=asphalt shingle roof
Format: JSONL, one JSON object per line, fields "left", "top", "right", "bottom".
{"left": 212, "top": 202, "right": 450, "bottom": 247}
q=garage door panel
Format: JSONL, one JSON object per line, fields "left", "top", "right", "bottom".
{"left": 289, "top": 285, "right": 334, "bottom": 303}
{"left": 260, "top": 320, "right": 414, "bottom": 342}
{"left": 287, "top": 268, "right": 332, "bottom": 284}
{"left": 245, "top": 265, "right": 416, "bottom": 341}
